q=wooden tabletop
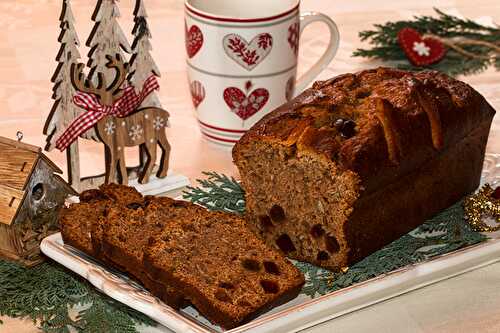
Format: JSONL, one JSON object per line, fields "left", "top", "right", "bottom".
{"left": 0, "top": 0, "right": 499, "bottom": 332}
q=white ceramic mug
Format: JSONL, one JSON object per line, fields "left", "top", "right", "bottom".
{"left": 185, "top": 0, "right": 339, "bottom": 146}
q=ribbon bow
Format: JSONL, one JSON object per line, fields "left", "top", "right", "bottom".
{"left": 55, "top": 75, "right": 159, "bottom": 151}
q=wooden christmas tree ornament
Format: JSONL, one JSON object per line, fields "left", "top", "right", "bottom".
{"left": 0, "top": 136, "right": 76, "bottom": 266}
{"left": 44, "top": 0, "right": 90, "bottom": 192}
{"left": 43, "top": 0, "right": 188, "bottom": 194}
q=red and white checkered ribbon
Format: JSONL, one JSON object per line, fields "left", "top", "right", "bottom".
{"left": 55, "top": 75, "right": 159, "bottom": 151}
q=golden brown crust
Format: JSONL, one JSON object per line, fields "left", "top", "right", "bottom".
{"left": 233, "top": 67, "right": 496, "bottom": 193}
{"left": 345, "top": 121, "right": 491, "bottom": 263}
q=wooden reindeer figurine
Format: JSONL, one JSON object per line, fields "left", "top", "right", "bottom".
{"left": 70, "top": 54, "right": 171, "bottom": 184}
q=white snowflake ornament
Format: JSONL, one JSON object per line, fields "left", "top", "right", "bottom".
{"left": 153, "top": 116, "right": 165, "bottom": 130}
{"left": 129, "top": 124, "right": 143, "bottom": 141}
{"left": 104, "top": 120, "right": 116, "bottom": 135}
{"left": 412, "top": 41, "right": 430, "bottom": 57}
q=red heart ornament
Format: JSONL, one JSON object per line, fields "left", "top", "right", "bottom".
{"left": 397, "top": 28, "right": 446, "bottom": 66}
{"left": 223, "top": 86, "right": 269, "bottom": 121}
{"left": 493, "top": 186, "right": 500, "bottom": 200}
{"left": 185, "top": 23, "right": 203, "bottom": 58}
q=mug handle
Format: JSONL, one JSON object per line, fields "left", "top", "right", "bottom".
{"left": 294, "top": 12, "right": 340, "bottom": 95}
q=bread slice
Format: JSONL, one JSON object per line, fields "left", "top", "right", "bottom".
{"left": 143, "top": 210, "right": 305, "bottom": 329}
{"left": 101, "top": 197, "right": 206, "bottom": 308}
{"left": 60, "top": 185, "right": 191, "bottom": 308}
{"left": 60, "top": 201, "right": 108, "bottom": 256}
{"left": 59, "top": 184, "right": 143, "bottom": 257}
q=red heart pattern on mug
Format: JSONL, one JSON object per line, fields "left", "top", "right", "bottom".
{"left": 223, "top": 83, "right": 269, "bottom": 120}
{"left": 223, "top": 33, "right": 273, "bottom": 71}
{"left": 397, "top": 27, "right": 446, "bottom": 66}
{"left": 190, "top": 80, "right": 205, "bottom": 109}
{"left": 185, "top": 23, "right": 203, "bottom": 58}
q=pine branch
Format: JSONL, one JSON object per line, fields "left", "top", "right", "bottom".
{"left": 183, "top": 171, "right": 245, "bottom": 213}
{"left": 353, "top": 8, "right": 500, "bottom": 76}
{"left": 74, "top": 294, "right": 154, "bottom": 333}
{"left": 0, "top": 260, "right": 153, "bottom": 333}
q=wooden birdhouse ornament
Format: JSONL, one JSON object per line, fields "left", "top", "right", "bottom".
{"left": 0, "top": 135, "right": 76, "bottom": 266}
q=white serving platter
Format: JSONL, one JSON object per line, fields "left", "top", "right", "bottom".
{"left": 41, "top": 154, "right": 500, "bottom": 333}
{"left": 40, "top": 234, "right": 500, "bottom": 333}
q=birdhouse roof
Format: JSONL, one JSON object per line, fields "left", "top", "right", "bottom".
{"left": 0, "top": 136, "right": 64, "bottom": 226}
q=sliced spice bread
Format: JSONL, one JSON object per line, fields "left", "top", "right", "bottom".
{"left": 143, "top": 210, "right": 305, "bottom": 329}
{"left": 101, "top": 197, "right": 207, "bottom": 308}
{"left": 61, "top": 184, "right": 306, "bottom": 324}
{"left": 60, "top": 185, "right": 190, "bottom": 308}
{"left": 59, "top": 184, "right": 143, "bottom": 257}
{"left": 59, "top": 201, "right": 107, "bottom": 256}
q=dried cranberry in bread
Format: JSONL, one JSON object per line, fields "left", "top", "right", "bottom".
{"left": 233, "top": 67, "right": 496, "bottom": 270}
{"left": 143, "top": 210, "right": 305, "bottom": 329}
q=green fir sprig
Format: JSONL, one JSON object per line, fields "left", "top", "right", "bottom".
{"left": 353, "top": 8, "right": 500, "bottom": 76}
{"left": 0, "top": 259, "right": 155, "bottom": 333}
{"left": 183, "top": 171, "right": 245, "bottom": 213}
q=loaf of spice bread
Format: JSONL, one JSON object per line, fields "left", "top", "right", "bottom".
{"left": 233, "top": 67, "right": 496, "bottom": 271}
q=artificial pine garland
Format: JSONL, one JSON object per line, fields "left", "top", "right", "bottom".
{"left": 353, "top": 9, "right": 500, "bottom": 76}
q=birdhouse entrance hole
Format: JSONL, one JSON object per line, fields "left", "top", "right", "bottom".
{"left": 32, "top": 183, "right": 45, "bottom": 201}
